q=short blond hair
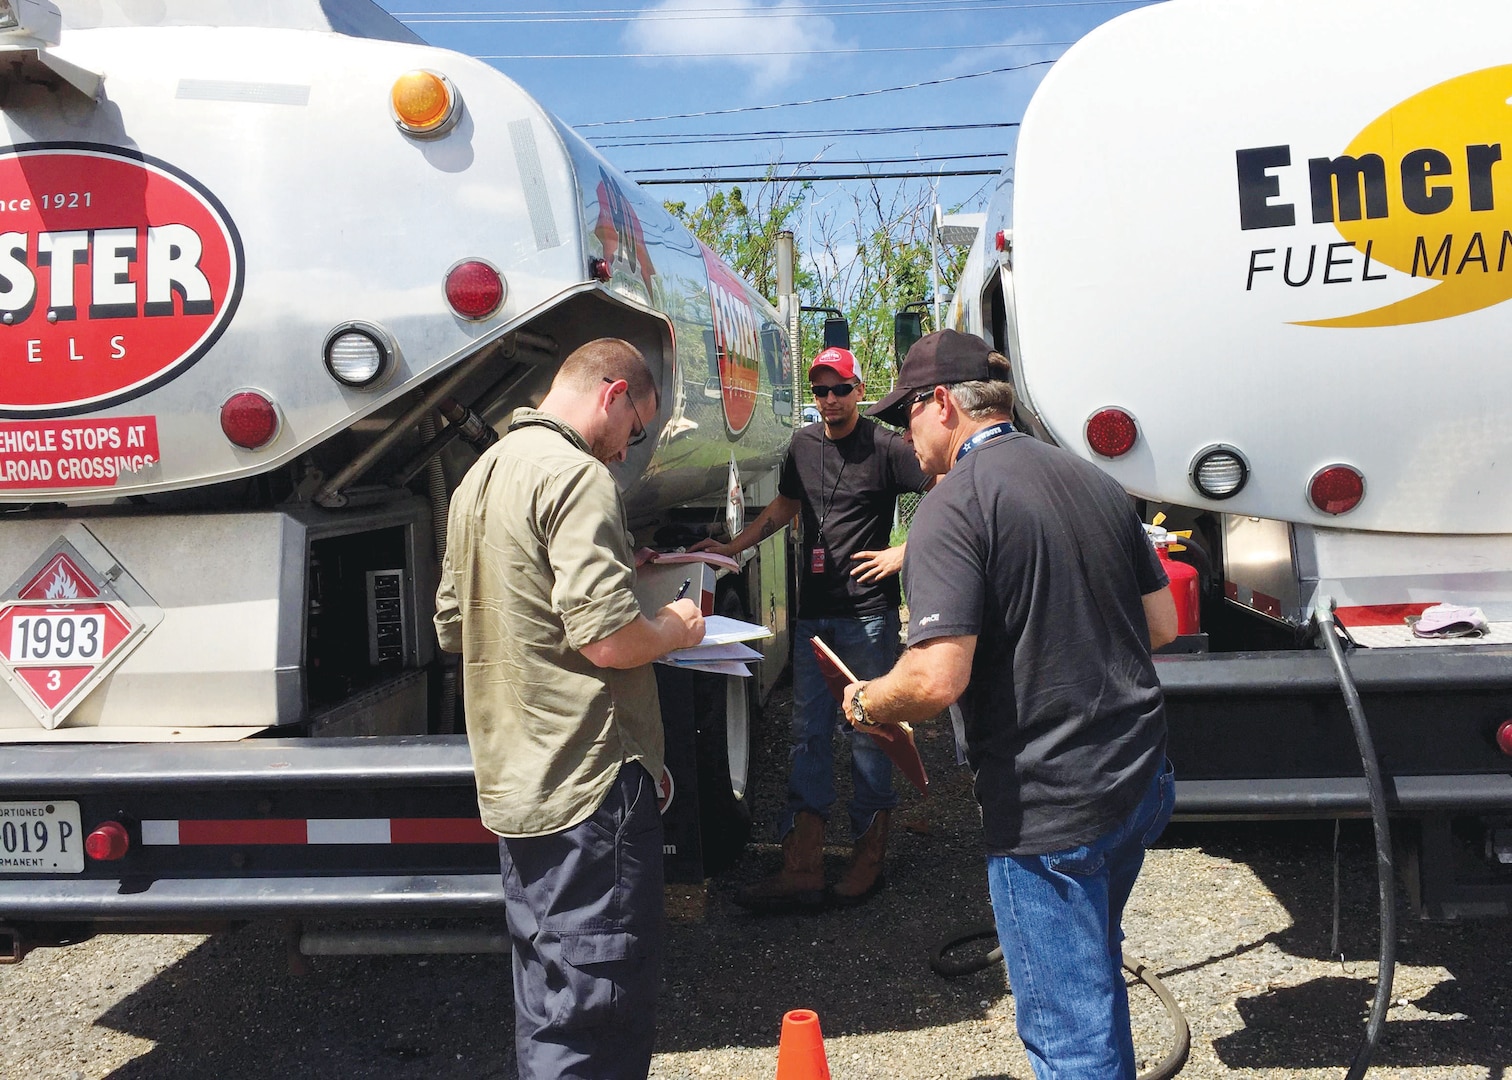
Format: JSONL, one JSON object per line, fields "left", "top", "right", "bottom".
{"left": 556, "top": 338, "right": 658, "bottom": 408}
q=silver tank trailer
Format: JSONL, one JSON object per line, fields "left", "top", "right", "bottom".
{"left": 0, "top": 1, "right": 793, "bottom": 737}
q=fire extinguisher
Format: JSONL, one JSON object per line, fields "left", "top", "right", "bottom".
{"left": 1146, "top": 514, "right": 1200, "bottom": 636}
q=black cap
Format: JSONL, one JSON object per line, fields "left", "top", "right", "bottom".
{"left": 867, "top": 330, "right": 997, "bottom": 427}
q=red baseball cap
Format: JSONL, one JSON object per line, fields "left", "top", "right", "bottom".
{"left": 809, "top": 347, "right": 859, "bottom": 382}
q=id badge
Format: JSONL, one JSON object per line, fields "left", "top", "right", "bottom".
{"left": 810, "top": 545, "right": 827, "bottom": 574}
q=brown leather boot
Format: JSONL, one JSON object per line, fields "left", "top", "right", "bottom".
{"left": 732, "top": 810, "right": 826, "bottom": 912}
{"left": 830, "top": 809, "right": 890, "bottom": 907}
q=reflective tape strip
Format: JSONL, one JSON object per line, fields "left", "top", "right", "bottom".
{"left": 138, "top": 818, "right": 493, "bottom": 845}
{"left": 140, "top": 819, "right": 178, "bottom": 846}
{"left": 307, "top": 818, "right": 390, "bottom": 845}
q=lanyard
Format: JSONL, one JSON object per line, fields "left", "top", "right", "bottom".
{"left": 955, "top": 421, "right": 1015, "bottom": 463}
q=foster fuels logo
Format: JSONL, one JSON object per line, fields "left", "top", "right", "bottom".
{"left": 1236, "top": 65, "right": 1512, "bottom": 327}
{"left": 0, "top": 144, "right": 243, "bottom": 415}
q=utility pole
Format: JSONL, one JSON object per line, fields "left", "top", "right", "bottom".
{"left": 776, "top": 230, "right": 801, "bottom": 427}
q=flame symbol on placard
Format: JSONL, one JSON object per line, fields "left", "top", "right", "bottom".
{"left": 42, "top": 565, "right": 80, "bottom": 600}
{"left": 1300, "top": 65, "right": 1512, "bottom": 328}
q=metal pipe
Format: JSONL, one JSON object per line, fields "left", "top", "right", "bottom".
{"left": 390, "top": 361, "right": 540, "bottom": 489}
{"left": 314, "top": 330, "right": 557, "bottom": 507}
{"left": 776, "top": 230, "right": 801, "bottom": 428}
{"left": 298, "top": 928, "right": 511, "bottom": 956}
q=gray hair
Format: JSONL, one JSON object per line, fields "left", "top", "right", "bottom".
{"left": 944, "top": 352, "right": 1014, "bottom": 419}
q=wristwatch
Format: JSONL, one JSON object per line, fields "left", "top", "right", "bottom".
{"left": 850, "top": 684, "right": 877, "bottom": 727}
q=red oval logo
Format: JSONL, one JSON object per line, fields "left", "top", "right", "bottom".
{"left": 701, "top": 244, "right": 759, "bottom": 436}
{"left": 0, "top": 144, "right": 243, "bottom": 416}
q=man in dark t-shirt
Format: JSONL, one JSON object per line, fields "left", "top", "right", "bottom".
{"left": 843, "top": 330, "right": 1178, "bottom": 1080}
{"left": 694, "top": 346, "right": 930, "bottom": 910}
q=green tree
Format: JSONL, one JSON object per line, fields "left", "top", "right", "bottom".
{"left": 664, "top": 174, "right": 814, "bottom": 299}
{"left": 669, "top": 176, "right": 977, "bottom": 393}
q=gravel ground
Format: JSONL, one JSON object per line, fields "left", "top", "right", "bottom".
{"left": 3, "top": 677, "right": 1512, "bottom": 1079}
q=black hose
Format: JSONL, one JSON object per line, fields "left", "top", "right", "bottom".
{"left": 930, "top": 927, "right": 1190, "bottom": 1080}
{"left": 1314, "top": 597, "right": 1396, "bottom": 1079}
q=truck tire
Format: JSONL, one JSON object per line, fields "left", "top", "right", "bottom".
{"left": 695, "top": 584, "right": 756, "bottom": 876}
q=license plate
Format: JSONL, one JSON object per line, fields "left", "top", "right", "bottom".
{"left": 0, "top": 801, "right": 84, "bottom": 873}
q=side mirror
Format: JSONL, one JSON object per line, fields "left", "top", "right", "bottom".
{"left": 894, "top": 311, "right": 924, "bottom": 368}
{"left": 822, "top": 316, "right": 850, "bottom": 350}
{"left": 773, "top": 386, "right": 794, "bottom": 423}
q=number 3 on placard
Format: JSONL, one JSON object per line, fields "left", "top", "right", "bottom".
{"left": 47, "top": 670, "right": 60, "bottom": 691}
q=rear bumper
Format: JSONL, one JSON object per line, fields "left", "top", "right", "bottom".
{"left": 0, "top": 872, "right": 504, "bottom": 923}
{"left": 1159, "top": 644, "right": 1512, "bottom": 818}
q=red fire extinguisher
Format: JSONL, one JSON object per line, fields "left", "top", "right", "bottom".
{"left": 1148, "top": 515, "right": 1200, "bottom": 636}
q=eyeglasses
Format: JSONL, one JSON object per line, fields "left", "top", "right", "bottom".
{"left": 604, "top": 377, "right": 650, "bottom": 447}
{"left": 810, "top": 383, "right": 856, "bottom": 399}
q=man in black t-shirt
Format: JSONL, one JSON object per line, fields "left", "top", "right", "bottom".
{"left": 694, "top": 346, "right": 930, "bottom": 910}
{"left": 843, "top": 331, "right": 1178, "bottom": 1080}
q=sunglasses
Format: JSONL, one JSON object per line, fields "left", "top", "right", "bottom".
{"left": 810, "top": 383, "right": 856, "bottom": 399}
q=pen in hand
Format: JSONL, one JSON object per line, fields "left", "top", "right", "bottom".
{"left": 674, "top": 578, "right": 692, "bottom": 601}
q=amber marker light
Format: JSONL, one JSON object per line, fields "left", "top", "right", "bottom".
{"left": 391, "top": 69, "right": 460, "bottom": 137}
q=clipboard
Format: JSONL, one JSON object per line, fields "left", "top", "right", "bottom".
{"left": 811, "top": 635, "right": 929, "bottom": 796}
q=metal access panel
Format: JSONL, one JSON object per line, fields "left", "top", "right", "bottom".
{"left": 1222, "top": 514, "right": 1305, "bottom": 624}
{"left": 365, "top": 569, "right": 410, "bottom": 667}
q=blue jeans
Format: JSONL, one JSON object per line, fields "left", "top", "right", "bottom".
{"left": 784, "top": 613, "right": 902, "bottom": 840}
{"left": 986, "top": 760, "right": 1175, "bottom": 1080}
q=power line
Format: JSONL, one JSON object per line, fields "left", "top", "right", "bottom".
{"left": 593, "top": 121, "right": 1021, "bottom": 148}
{"left": 576, "top": 60, "right": 1055, "bottom": 126}
{"left": 398, "top": 0, "right": 1148, "bottom": 23}
{"left": 476, "top": 41, "right": 1069, "bottom": 59}
{"left": 634, "top": 169, "right": 1006, "bottom": 185}
{"left": 623, "top": 152, "right": 1006, "bottom": 174}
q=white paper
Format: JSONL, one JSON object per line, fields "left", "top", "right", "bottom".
{"left": 663, "top": 641, "right": 764, "bottom": 664}
{"left": 698, "top": 614, "right": 775, "bottom": 645}
{"left": 656, "top": 659, "right": 754, "bottom": 677}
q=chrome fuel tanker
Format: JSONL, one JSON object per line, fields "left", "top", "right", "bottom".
{"left": 0, "top": 0, "right": 795, "bottom": 956}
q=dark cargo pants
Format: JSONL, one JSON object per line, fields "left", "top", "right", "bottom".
{"left": 498, "top": 761, "right": 665, "bottom": 1080}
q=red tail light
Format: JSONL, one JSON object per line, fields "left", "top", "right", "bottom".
{"left": 85, "top": 821, "right": 130, "bottom": 861}
{"left": 220, "top": 390, "right": 280, "bottom": 450}
{"left": 1085, "top": 407, "right": 1138, "bottom": 458}
{"left": 1309, "top": 464, "right": 1365, "bottom": 515}
{"left": 1497, "top": 720, "right": 1512, "bottom": 757}
{"left": 445, "top": 259, "right": 505, "bottom": 320}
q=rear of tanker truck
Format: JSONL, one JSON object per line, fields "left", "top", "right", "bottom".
{"left": 0, "top": 1, "right": 795, "bottom": 956}
{"left": 952, "top": 0, "right": 1512, "bottom": 917}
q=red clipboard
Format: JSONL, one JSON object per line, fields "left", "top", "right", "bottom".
{"left": 811, "top": 635, "right": 929, "bottom": 796}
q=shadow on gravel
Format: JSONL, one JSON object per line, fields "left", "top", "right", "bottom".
{"left": 94, "top": 924, "right": 517, "bottom": 1080}
{"left": 1161, "top": 818, "right": 1512, "bottom": 1074}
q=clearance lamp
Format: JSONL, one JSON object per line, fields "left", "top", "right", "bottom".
{"left": 0, "top": 0, "right": 102, "bottom": 100}
{"left": 0, "top": 0, "right": 60, "bottom": 44}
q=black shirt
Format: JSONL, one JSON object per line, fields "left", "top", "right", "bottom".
{"left": 903, "top": 431, "right": 1168, "bottom": 855}
{"left": 779, "top": 417, "right": 931, "bottom": 619}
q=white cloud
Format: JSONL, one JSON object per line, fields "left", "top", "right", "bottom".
{"left": 623, "top": 0, "right": 846, "bottom": 93}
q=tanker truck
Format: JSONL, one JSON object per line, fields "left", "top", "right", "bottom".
{"left": 0, "top": 0, "right": 800, "bottom": 959}
{"left": 939, "top": 0, "right": 1512, "bottom": 918}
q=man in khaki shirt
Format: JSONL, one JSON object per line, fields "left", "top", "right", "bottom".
{"left": 435, "top": 337, "right": 703, "bottom": 1080}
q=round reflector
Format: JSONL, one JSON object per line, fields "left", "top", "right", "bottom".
{"left": 324, "top": 326, "right": 390, "bottom": 388}
{"left": 1085, "top": 407, "right": 1138, "bottom": 458}
{"left": 390, "top": 69, "right": 460, "bottom": 136}
{"left": 1497, "top": 720, "right": 1512, "bottom": 758}
{"left": 1190, "top": 444, "right": 1249, "bottom": 499}
{"left": 1309, "top": 464, "right": 1365, "bottom": 515}
{"left": 220, "top": 390, "right": 280, "bottom": 450}
{"left": 445, "top": 259, "right": 505, "bottom": 320}
{"left": 85, "top": 820, "right": 130, "bottom": 862}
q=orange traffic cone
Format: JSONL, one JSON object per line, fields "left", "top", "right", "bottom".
{"left": 775, "top": 1008, "right": 831, "bottom": 1080}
